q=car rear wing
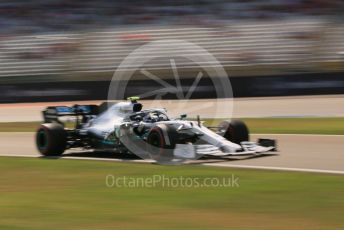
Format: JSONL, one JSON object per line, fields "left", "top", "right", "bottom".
{"left": 42, "top": 105, "right": 99, "bottom": 123}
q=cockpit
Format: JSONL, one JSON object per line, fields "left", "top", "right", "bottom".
{"left": 129, "top": 110, "right": 169, "bottom": 123}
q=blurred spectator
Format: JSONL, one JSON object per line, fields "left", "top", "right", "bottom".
{"left": 0, "top": 0, "right": 343, "bottom": 35}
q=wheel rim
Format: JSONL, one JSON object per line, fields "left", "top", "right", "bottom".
{"left": 37, "top": 129, "right": 48, "bottom": 150}
{"left": 147, "top": 129, "right": 165, "bottom": 158}
{"left": 150, "top": 132, "right": 161, "bottom": 147}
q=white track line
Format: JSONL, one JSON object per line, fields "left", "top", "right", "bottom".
{"left": 62, "top": 156, "right": 154, "bottom": 164}
{"left": 254, "top": 134, "right": 344, "bottom": 137}
{"left": 203, "top": 163, "right": 344, "bottom": 175}
{"left": 0, "top": 154, "right": 154, "bottom": 163}
{"left": 0, "top": 154, "right": 37, "bottom": 158}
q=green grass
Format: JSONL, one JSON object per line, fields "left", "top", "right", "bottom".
{"left": 205, "top": 117, "right": 344, "bottom": 135}
{"left": 0, "top": 122, "right": 40, "bottom": 132}
{"left": 0, "top": 157, "right": 343, "bottom": 229}
{"left": 0, "top": 122, "right": 71, "bottom": 132}
{"left": 1, "top": 117, "right": 344, "bottom": 134}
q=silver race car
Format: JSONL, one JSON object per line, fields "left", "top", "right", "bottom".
{"left": 36, "top": 97, "right": 276, "bottom": 163}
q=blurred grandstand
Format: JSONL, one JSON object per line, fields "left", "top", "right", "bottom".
{"left": 0, "top": 0, "right": 344, "bottom": 82}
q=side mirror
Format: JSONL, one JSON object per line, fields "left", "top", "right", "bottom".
{"left": 180, "top": 114, "right": 187, "bottom": 120}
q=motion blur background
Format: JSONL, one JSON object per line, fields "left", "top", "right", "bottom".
{"left": 1, "top": 0, "right": 344, "bottom": 102}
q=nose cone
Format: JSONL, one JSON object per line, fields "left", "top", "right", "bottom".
{"left": 219, "top": 140, "right": 242, "bottom": 153}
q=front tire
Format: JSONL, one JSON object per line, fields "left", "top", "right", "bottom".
{"left": 36, "top": 123, "right": 67, "bottom": 156}
{"left": 219, "top": 120, "right": 249, "bottom": 144}
{"left": 146, "top": 124, "right": 178, "bottom": 163}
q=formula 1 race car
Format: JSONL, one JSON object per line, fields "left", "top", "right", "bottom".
{"left": 36, "top": 97, "right": 276, "bottom": 163}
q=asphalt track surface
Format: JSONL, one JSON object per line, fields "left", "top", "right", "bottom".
{"left": 0, "top": 95, "right": 343, "bottom": 174}
{"left": 1, "top": 95, "right": 344, "bottom": 122}
{"left": 1, "top": 132, "right": 343, "bottom": 174}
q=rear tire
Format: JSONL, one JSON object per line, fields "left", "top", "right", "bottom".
{"left": 219, "top": 120, "right": 249, "bottom": 144}
{"left": 146, "top": 124, "right": 178, "bottom": 163}
{"left": 36, "top": 123, "right": 67, "bottom": 156}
